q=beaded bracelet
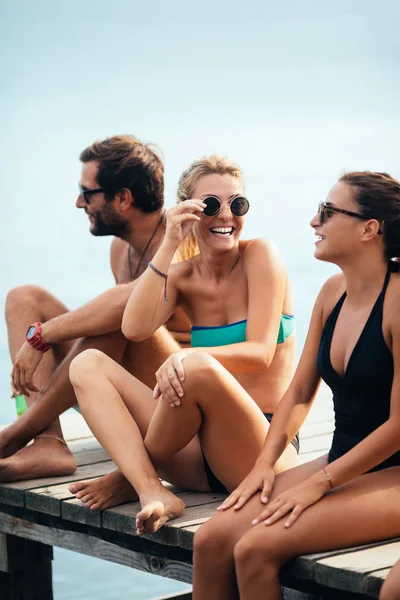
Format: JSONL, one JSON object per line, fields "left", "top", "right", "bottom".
{"left": 148, "top": 262, "right": 169, "bottom": 303}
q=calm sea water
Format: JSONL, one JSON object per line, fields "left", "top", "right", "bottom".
{"left": 2, "top": 1, "right": 400, "bottom": 597}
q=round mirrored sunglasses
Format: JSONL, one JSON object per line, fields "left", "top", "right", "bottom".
{"left": 202, "top": 196, "right": 250, "bottom": 217}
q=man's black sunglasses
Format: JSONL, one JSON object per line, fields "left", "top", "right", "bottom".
{"left": 318, "top": 201, "right": 383, "bottom": 233}
{"left": 79, "top": 184, "right": 106, "bottom": 204}
{"left": 202, "top": 195, "right": 250, "bottom": 217}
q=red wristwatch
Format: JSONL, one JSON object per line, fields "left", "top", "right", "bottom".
{"left": 26, "top": 322, "right": 52, "bottom": 353}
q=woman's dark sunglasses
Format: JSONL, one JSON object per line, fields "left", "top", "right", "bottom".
{"left": 202, "top": 195, "right": 250, "bottom": 217}
{"left": 318, "top": 201, "right": 383, "bottom": 233}
{"left": 79, "top": 184, "right": 106, "bottom": 204}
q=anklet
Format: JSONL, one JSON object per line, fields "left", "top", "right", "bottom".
{"left": 35, "top": 434, "right": 67, "bottom": 446}
{"left": 148, "top": 262, "right": 169, "bottom": 303}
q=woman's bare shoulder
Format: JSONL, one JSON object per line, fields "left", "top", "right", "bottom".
{"left": 168, "top": 256, "right": 197, "bottom": 281}
{"left": 317, "top": 273, "right": 346, "bottom": 321}
{"left": 241, "top": 238, "right": 285, "bottom": 268}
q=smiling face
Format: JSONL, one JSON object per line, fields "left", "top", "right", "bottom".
{"left": 310, "top": 181, "right": 369, "bottom": 264}
{"left": 190, "top": 173, "right": 246, "bottom": 252}
{"left": 76, "top": 160, "right": 129, "bottom": 237}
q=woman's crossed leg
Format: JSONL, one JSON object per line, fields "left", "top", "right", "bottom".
{"left": 69, "top": 350, "right": 295, "bottom": 534}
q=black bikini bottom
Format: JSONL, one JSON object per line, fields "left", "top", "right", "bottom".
{"left": 203, "top": 413, "right": 300, "bottom": 494}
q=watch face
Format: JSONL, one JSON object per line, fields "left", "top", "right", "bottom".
{"left": 26, "top": 326, "right": 36, "bottom": 339}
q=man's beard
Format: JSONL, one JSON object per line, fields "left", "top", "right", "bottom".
{"left": 89, "top": 204, "right": 130, "bottom": 238}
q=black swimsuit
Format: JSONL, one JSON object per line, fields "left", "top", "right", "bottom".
{"left": 317, "top": 265, "right": 400, "bottom": 471}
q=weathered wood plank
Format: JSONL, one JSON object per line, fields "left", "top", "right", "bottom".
{"left": 68, "top": 436, "right": 103, "bottom": 454}
{"left": 0, "top": 461, "right": 115, "bottom": 507}
{"left": 312, "top": 540, "right": 400, "bottom": 596}
{"left": 26, "top": 480, "right": 96, "bottom": 516}
{"left": 102, "top": 491, "right": 224, "bottom": 542}
{"left": 0, "top": 511, "right": 193, "bottom": 584}
{"left": 300, "top": 419, "right": 334, "bottom": 439}
{"left": 74, "top": 448, "right": 109, "bottom": 466}
{"left": 299, "top": 433, "right": 333, "bottom": 455}
{"left": 298, "top": 451, "right": 328, "bottom": 465}
{"left": 62, "top": 498, "right": 102, "bottom": 527}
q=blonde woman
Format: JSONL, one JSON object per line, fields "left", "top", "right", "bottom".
{"left": 68, "top": 156, "right": 297, "bottom": 535}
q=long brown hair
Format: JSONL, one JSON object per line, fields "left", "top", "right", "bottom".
{"left": 340, "top": 171, "right": 400, "bottom": 260}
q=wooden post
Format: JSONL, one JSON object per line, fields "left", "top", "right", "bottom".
{"left": 0, "top": 532, "right": 53, "bottom": 600}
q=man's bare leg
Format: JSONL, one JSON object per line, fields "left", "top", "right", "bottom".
{"left": 0, "top": 285, "right": 130, "bottom": 482}
{"left": 69, "top": 327, "right": 183, "bottom": 510}
{"left": 1, "top": 285, "right": 77, "bottom": 479}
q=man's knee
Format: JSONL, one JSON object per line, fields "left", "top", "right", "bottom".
{"left": 69, "top": 349, "right": 106, "bottom": 387}
{"left": 5, "top": 285, "right": 48, "bottom": 321}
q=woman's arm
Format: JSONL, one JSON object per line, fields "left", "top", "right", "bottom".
{"left": 218, "top": 278, "right": 338, "bottom": 511}
{"left": 250, "top": 286, "right": 400, "bottom": 528}
{"left": 121, "top": 200, "right": 204, "bottom": 341}
{"left": 185, "top": 238, "right": 292, "bottom": 373}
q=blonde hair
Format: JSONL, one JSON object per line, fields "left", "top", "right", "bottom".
{"left": 176, "top": 155, "right": 245, "bottom": 261}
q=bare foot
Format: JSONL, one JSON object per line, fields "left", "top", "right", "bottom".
{"left": 68, "top": 470, "right": 138, "bottom": 510}
{"left": 0, "top": 437, "right": 76, "bottom": 482}
{"left": 136, "top": 486, "right": 185, "bottom": 536}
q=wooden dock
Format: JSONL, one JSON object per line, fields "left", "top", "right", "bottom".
{"left": 0, "top": 383, "right": 398, "bottom": 599}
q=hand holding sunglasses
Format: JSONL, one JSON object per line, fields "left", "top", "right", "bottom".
{"left": 164, "top": 199, "right": 206, "bottom": 249}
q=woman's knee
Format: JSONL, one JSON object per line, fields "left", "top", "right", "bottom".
{"left": 234, "top": 533, "right": 281, "bottom": 582}
{"left": 182, "top": 352, "right": 223, "bottom": 391}
{"left": 69, "top": 349, "right": 107, "bottom": 387}
{"left": 194, "top": 517, "right": 236, "bottom": 564}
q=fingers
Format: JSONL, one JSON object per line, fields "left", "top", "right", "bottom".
{"left": 261, "top": 480, "right": 272, "bottom": 504}
{"left": 175, "top": 200, "right": 206, "bottom": 214}
{"left": 156, "top": 368, "right": 181, "bottom": 407}
{"left": 175, "top": 213, "right": 202, "bottom": 224}
{"left": 232, "top": 487, "right": 256, "bottom": 511}
{"left": 172, "top": 355, "right": 185, "bottom": 382}
{"left": 153, "top": 383, "right": 161, "bottom": 399}
{"left": 251, "top": 497, "right": 302, "bottom": 528}
{"left": 283, "top": 505, "right": 304, "bottom": 528}
{"left": 218, "top": 481, "right": 259, "bottom": 512}
{"left": 263, "top": 503, "right": 292, "bottom": 526}
{"left": 217, "top": 489, "right": 242, "bottom": 511}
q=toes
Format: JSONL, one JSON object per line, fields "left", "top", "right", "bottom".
{"left": 69, "top": 482, "right": 85, "bottom": 494}
{"left": 85, "top": 497, "right": 98, "bottom": 509}
{"left": 81, "top": 493, "right": 93, "bottom": 505}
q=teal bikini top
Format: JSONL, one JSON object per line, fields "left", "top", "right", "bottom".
{"left": 191, "top": 315, "right": 295, "bottom": 348}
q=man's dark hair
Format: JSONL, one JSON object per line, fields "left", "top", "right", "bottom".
{"left": 80, "top": 135, "right": 164, "bottom": 213}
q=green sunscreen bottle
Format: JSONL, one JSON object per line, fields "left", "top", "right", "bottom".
{"left": 15, "top": 394, "right": 27, "bottom": 418}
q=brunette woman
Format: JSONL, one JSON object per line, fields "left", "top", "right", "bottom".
{"left": 193, "top": 171, "right": 400, "bottom": 600}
